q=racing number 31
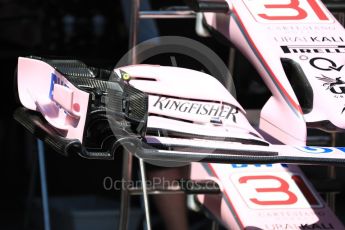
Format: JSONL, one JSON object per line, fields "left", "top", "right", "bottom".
{"left": 238, "top": 174, "right": 319, "bottom": 207}
{"left": 258, "top": 0, "right": 329, "bottom": 21}
{"left": 239, "top": 175, "right": 297, "bottom": 205}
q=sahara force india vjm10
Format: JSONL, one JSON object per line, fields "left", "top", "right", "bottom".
{"left": 13, "top": 0, "right": 345, "bottom": 229}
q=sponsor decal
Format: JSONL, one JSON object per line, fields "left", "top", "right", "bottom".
{"left": 259, "top": 210, "right": 325, "bottom": 218}
{"left": 299, "top": 55, "right": 309, "bottom": 60}
{"left": 275, "top": 36, "right": 344, "bottom": 43}
{"left": 152, "top": 96, "right": 239, "bottom": 122}
{"left": 300, "top": 223, "right": 335, "bottom": 229}
{"left": 49, "top": 73, "right": 68, "bottom": 99}
{"left": 49, "top": 73, "right": 57, "bottom": 99}
{"left": 296, "top": 146, "right": 345, "bottom": 153}
{"left": 231, "top": 164, "right": 288, "bottom": 168}
{"left": 296, "top": 146, "right": 333, "bottom": 154}
{"left": 264, "top": 223, "right": 334, "bottom": 230}
{"left": 281, "top": 45, "right": 345, "bottom": 54}
{"left": 267, "top": 25, "right": 336, "bottom": 32}
{"left": 316, "top": 75, "right": 345, "bottom": 95}
{"left": 309, "top": 57, "right": 344, "bottom": 72}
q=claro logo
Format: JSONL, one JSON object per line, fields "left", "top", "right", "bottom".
{"left": 152, "top": 96, "right": 239, "bottom": 122}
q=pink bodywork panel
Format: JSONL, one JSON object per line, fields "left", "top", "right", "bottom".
{"left": 199, "top": 1, "right": 345, "bottom": 229}
{"left": 204, "top": 0, "right": 345, "bottom": 145}
{"left": 17, "top": 57, "right": 90, "bottom": 142}
{"left": 191, "top": 162, "right": 344, "bottom": 229}
{"left": 117, "top": 65, "right": 263, "bottom": 141}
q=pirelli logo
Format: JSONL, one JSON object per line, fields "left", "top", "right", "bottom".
{"left": 281, "top": 45, "right": 345, "bottom": 54}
